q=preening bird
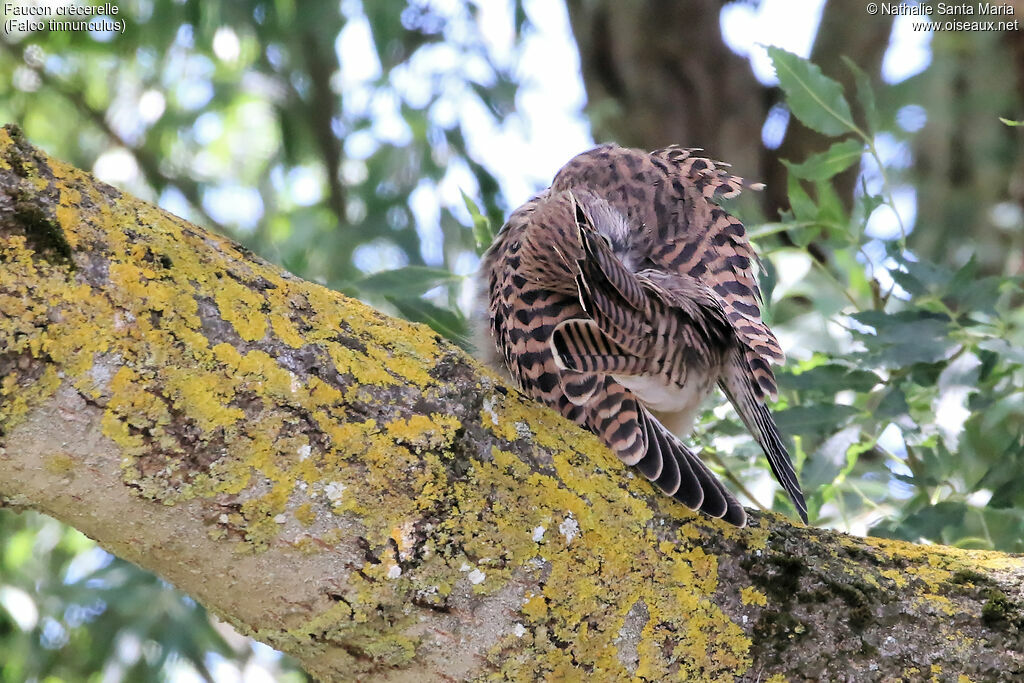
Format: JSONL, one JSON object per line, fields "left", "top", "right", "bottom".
{"left": 478, "top": 144, "right": 807, "bottom": 527}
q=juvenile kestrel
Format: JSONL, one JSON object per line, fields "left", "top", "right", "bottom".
{"left": 478, "top": 144, "right": 807, "bottom": 527}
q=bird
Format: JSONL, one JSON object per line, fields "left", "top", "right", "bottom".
{"left": 477, "top": 143, "right": 807, "bottom": 527}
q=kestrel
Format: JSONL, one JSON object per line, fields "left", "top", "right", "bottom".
{"left": 478, "top": 144, "right": 807, "bottom": 527}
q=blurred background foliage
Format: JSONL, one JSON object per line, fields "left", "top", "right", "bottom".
{"left": 1, "top": 0, "right": 1022, "bottom": 678}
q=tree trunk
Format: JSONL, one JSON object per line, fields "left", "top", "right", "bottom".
{"left": 1, "top": 126, "right": 1022, "bottom": 681}
{"left": 566, "top": 0, "right": 766, "bottom": 179}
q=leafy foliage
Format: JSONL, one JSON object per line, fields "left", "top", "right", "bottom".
{"left": 712, "top": 48, "right": 1024, "bottom": 549}
{"left": 768, "top": 46, "right": 857, "bottom": 137}
{"left": 782, "top": 139, "right": 864, "bottom": 182}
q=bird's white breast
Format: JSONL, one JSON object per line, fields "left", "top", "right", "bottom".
{"left": 614, "top": 373, "right": 716, "bottom": 437}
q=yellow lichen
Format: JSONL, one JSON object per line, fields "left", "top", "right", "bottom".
{"left": 294, "top": 503, "right": 315, "bottom": 526}
{"left": 881, "top": 568, "right": 909, "bottom": 589}
{"left": 213, "top": 275, "right": 268, "bottom": 342}
{"left": 327, "top": 344, "right": 396, "bottom": 387}
{"left": 386, "top": 413, "right": 460, "bottom": 449}
{"left": 460, "top": 392, "right": 755, "bottom": 681}
{"left": 56, "top": 186, "right": 82, "bottom": 248}
{"left": 164, "top": 370, "right": 245, "bottom": 432}
{"left": 270, "top": 312, "right": 307, "bottom": 348}
{"left": 740, "top": 586, "right": 768, "bottom": 607}
{"left": 44, "top": 452, "right": 76, "bottom": 476}
{"left": 921, "top": 593, "right": 957, "bottom": 616}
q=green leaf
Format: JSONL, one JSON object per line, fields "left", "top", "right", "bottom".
{"left": 851, "top": 310, "right": 955, "bottom": 367}
{"left": 889, "top": 260, "right": 961, "bottom": 301}
{"left": 900, "top": 259, "right": 953, "bottom": 295}
{"left": 774, "top": 404, "right": 859, "bottom": 438}
{"left": 786, "top": 174, "right": 817, "bottom": 224}
{"left": 813, "top": 178, "right": 847, "bottom": 230}
{"left": 874, "top": 386, "right": 910, "bottom": 420}
{"left": 999, "top": 117, "right": 1023, "bottom": 127}
{"left": 872, "top": 502, "right": 968, "bottom": 544}
{"left": 974, "top": 507, "right": 1024, "bottom": 553}
{"left": 352, "top": 266, "right": 463, "bottom": 298}
{"left": 948, "top": 255, "right": 979, "bottom": 292}
{"left": 462, "top": 189, "right": 496, "bottom": 255}
{"left": 977, "top": 338, "right": 1024, "bottom": 364}
{"left": 842, "top": 56, "right": 881, "bottom": 135}
{"left": 780, "top": 364, "right": 881, "bottom": 394}
{"left": 783, "top": 139, "right": 864, "bottom": 181}
{"left": 888, "top": 269, "right": 926, "bottom": 297}
{"left": 949, "top": 276, "right": 1004, "bottom": 315}
{"left": 769, "top": 46, "right": 856, "bottom": 137}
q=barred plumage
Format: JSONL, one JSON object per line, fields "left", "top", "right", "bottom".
{"left": 479, "top": 144, "right": 807, "bottom": 526}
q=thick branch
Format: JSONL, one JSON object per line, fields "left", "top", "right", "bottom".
{"left": 1, "top": 126, "right": 1022, "bottom": 681}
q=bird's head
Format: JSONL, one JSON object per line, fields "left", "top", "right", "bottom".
{"left": 570, "top": 189, "right": 646, "bottom": 272}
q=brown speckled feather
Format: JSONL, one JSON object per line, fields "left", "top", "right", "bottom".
{"left": 552, "top": 144, "right": 784, "bottom": 400}
{"left": 480, "top": 144, "right": 807, "bottom": 526}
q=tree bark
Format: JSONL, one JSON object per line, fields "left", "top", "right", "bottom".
{"left": 1, "top": 126, "right": 1023, "bottom": 681}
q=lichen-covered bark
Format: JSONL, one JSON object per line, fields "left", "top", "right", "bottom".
{"left": 0, "top": 125, "right": 1022, "bottom": 682}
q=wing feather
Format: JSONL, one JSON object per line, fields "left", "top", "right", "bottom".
{"left": 553, "top": 144, "right": 784, "bottom": 400}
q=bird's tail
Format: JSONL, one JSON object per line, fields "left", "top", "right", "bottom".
{"left": 720, "top": 352, "right": 808, "bottom": 523}
{"left": 640, "top": 408, "right": 747, "bottom": 526}
{"left": 577, "top": 375, "right": 747, "bottom": 526}
{"left": 586, "top": 386, "right": 747, "bottom": 526}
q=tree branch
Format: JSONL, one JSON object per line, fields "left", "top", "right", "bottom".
{"left": 1, "top": 125, "right": 1022, "bottom": 681}
{"left": 300, "top": 26, "right": 347, "bottom": 225}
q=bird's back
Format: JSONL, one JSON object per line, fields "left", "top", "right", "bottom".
{"left": 552, "top": 144, "right": 784, "bottom": 399}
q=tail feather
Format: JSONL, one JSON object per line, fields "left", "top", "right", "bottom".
{"left": 651, "top": 431, "right": 682, "bottom": 497}
{"left": 638, "top": 408, "right": 744, "bottom": 523}
{"left": 682, "top": 448, "right": 729, "bottom": 519}
{"left": 750, "top": 400, "right": 808, "bottom": 522}
{"left": 633, "top": 408, "right": 664, "bottom": 481}
{"left": 639, "top": 409, "right": 701, "bottom": 508}
{"left": 720, "top": 355, "right": 808, "bottom": 523}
